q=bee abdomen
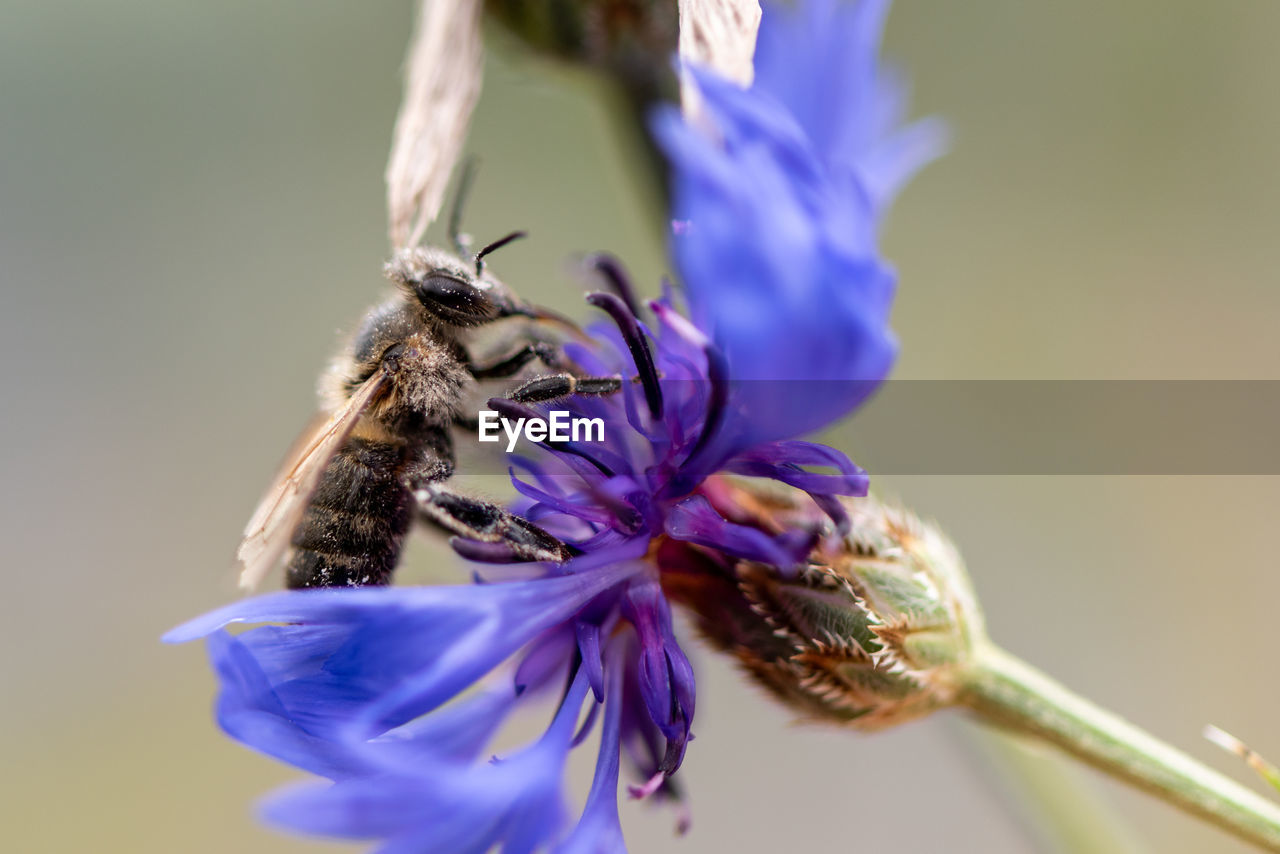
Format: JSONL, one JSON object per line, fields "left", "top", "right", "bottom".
{"left": 286, "top": 437, "right": 414, "bottom": 588}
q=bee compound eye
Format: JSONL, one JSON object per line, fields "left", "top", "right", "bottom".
{"left": 414, "top": 274, "right": 496, "bottom": 325}
{"left": 380, "top": 343, "right": 406, "bottom": 373}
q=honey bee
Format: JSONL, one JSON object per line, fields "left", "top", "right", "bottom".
{"left": 236, "top": 223, "right": 621, "bottom": 590}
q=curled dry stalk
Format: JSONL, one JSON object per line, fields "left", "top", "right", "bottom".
{"left": 676, "top": 0, "right": 760, "bottom": 117}
{"left": 387, "top": 0, "right": 485, "bottom": 250}
{"left": 485, "top": 0, "right": 759, "bottom": 214}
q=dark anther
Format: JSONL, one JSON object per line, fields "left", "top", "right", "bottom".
{"left": 586, "top": 291, "right": 663, "bottom": 420}
{"left": 587, "top": 253, "right": 643, "bottom": 318}
{"left": 474, "top": 230, "right": 528, "bottom": 275}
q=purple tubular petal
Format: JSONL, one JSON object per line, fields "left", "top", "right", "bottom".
{"left": 664, "top": 495, "right": 808, "bottom": 569}
{"left": 723, "top": 439, "right": 870, "bottom": 497}
{"left": 587, "top": 291, "right": 663, "bottom": 420}
{"left": 570, "top": 697, "right": 601, "bottom": 749}
{"left": 686, "top": 341, "right": 729, "bottom": 462}
{"left": 809, "top": 491, "right": 852, "bottom": 535}
{"left": 620, "top": 578, "right": 695, "bottom": 774}
{"left": 659, "top": 645, "right": 696, "bottom": 773}
{"left": 576, "top": 621, "right": 606, "bottom": 702}
{"left": 551, "top": 538, "right": 650, "bottom": 594}
{"left": 618, "top": 655, "right": 682, "bottom": 804}
{"left": 543, "top": 664, "right": 596, "bottom": 746}
{"left": 667, "top": 341, "right": 730, "bottom": 493}
{"left": 511, "top": 472, "right": 616, "bottom": 525}
{"left": 556, "top": 646, "right": 627, "bottom": 854}
{"left": 514, "top": 629, "right": 575, "bottom": 696}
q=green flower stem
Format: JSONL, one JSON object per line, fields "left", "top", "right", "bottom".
{"left": 958, "top": 644, "right": 1280, "bottom": 852}
{"left": 974, "top": 727, "right": 1143, "bottom": 853}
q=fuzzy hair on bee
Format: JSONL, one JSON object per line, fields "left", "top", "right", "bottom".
{"left": 236, "top": 235, "right": 623, "bottom": 592}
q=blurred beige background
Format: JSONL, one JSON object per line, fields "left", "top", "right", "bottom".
{"left": 3, "top": 1, "right": 1279, "bottom": 852}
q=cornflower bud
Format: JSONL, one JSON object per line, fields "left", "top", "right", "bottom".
{"left": 662, "top": 475, "right": 983, "bottom": 728}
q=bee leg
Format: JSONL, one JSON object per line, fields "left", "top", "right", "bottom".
{"left": 468, "top": 341, "right": 561, "bottom": 380}
{"left": 412, "top": 483, "right": 577, "bottom": 563}
{"left": 507, "top": 373, "right": 623, "bottom": 404}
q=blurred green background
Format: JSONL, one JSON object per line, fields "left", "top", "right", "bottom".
{"left": 3, "top": 1, "right": 1279, "bottom": 852}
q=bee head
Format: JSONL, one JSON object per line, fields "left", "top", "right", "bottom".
{"left": 385, "top": 237, "right": 533, "bottom": 328}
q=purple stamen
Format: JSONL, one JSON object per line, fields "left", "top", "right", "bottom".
{"left": 586, "top": 252, "right": 644, "bottom": 319}
{"left": 668, "top": 341, "right": 729, "bottom": 494}
{"left": 586, "top": 291, "right": 664, "bottom": 421}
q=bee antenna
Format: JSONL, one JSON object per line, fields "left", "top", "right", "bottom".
{"left": 474, "top": 230, "right": 528, "bottom": 275}
{"left": 449, "top": 157, "right": 480, "bottom": 256}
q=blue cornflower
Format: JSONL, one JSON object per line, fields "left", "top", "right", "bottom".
{"left": 652, "top": 0, "right": 944, "bottom": 460}
{"left": 167, "top": 1, "right": 941, "bottom": 850}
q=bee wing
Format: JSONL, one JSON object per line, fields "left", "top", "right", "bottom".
{"left": 235, "top": 370, "right": 388, "bottom": 590}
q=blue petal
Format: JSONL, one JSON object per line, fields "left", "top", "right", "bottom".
{"left": 514, "top": 628, "right": 576, "bottom": 696}
{"left": 649, "top": 0, "right": 942, "bottom": 448}
{"left": 207, "top": 629, "right": 368, "bottom": 779}
{"left": 170, "top": 566, "right": 638, "bottom": 741}
{"left": 753, "top": 0, "right": 891, "bottom": 174}
{"left": 259, "top": 669, "right": 593, "bottom": 854}
{"left": 753, "top": 0, "right": 946, "bottom": 211}
{"left": 369, "top": 687, "right": 518, "bottom": 769}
